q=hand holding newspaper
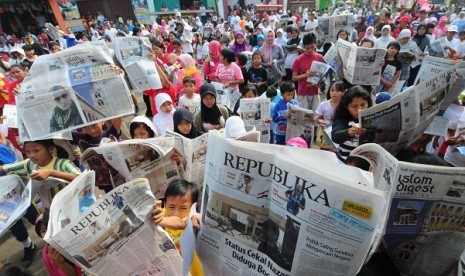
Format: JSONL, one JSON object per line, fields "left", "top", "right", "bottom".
{"left": 307, "top": 61, "right": 331, "bottom": 85}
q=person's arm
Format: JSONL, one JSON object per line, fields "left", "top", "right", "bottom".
{"left": 292, "top": 70, "right": 314, "bottom": 81}
{"left": 30, "top": 169, "right": 78, "bottom": 181}
{"left": 0, "top": 128, "right": 7, "bottom": 146}
{"left": 331, "top": 118, "right": 352, "bottom": 144}
{"left": 152, "top": 200, "right": 187, "bottom": 230}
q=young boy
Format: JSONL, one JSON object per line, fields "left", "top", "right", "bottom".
{"left": 248, "top": 51, "right": 268, "bottom": 95}
{"left": 71, "top": 118, "right": 122, "bottom": 153}
{"left": 152, "top": 180, "right": 202, "bottom": 276}
{"left": 291, "top": 33, "right": 324, "bottom": 111}
{"left": 272, "top": 81, "right": 298, "bottom": 145}
{"left": 178, "top": 76, "right": 201, "bottom": 115}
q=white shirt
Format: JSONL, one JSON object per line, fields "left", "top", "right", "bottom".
{"left": 458, "top": 41, "right": 465, "bottom": 58}
{"left": 305, "top": 19, "right": 318, "bottom": 31}
{"left": 444, "top": 111, "right": 465, "bottom": 167}
{"left": 104, "top": 28, "right": 117, "bottom": 38}
{"left": 199, "top": 6, "right": 206, "bottom": 16}
{"left": 445, "top": 37, "right": 461, "bottom": 53}
{"left": 232, "top": 15, "right": 241, "bottom": 32}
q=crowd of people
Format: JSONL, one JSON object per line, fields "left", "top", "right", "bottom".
{"left": 0, "top": 2, "right": 464, "bottom": 275}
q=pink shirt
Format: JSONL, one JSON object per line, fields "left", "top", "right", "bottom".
{"left": 215, "top": 62, "right": 243, "bottom": 91}
{"left": 42, "top": 244, "right": 82, "bottom": 276}
{"left": 291, "top": 52, "right": 324, "bottom": 96}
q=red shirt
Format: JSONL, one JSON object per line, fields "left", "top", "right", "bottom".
{"left": 7, "top": 79, "right": 20, "bottom": 105}
{"left": 291, "top": 52, "right": 324, "bottom": 96}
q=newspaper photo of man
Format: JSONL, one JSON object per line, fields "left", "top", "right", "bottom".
{"left": 257, "top": 219, "right": 292, "bottom": 271}
{"left": 285, "top": 183, "right": 305, "bottom": 215}
{"left": 49, "top": 85, "right": 84, "bottom": 132}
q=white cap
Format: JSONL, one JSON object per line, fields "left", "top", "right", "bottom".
{"left": 448, "top": 25, "right": 458, "bottom": 32}
{"left": 10, "top": 47, "right": 25, "bottom": 56}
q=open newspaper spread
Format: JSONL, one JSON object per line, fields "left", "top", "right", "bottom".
{"left": 113, "top": 36, "right": 162, "bottom": 92}
{"left": 17, "top": 43, "right": 134, "bottom": 140}
{"left": 316, "top": 14, "right": 354, "bottom": 44}
{"left": 197, "top": 132, "right": 388, "bottom": 276}
{"left": 352, "top": 144, "right": 465, "bottom": 276}
{"left": 44, "top": 171, "right": 184, "bottom": 276}
{"left": 211, "top": 82, "right": 242, "bottom": 111}
{"left": 358, "top": 63, "right": 460, "bottom": 154}
{"left": 0, "top": 175, "right": 31, "bottom": 237}
{"left": 285, "top": 104, "right": 315, "bottom": 147}
{"left": 240, "top": 97, "right": 271, "bottom": 143}
{"left": 81, "top": 138, "right": 180, "bottom": 199}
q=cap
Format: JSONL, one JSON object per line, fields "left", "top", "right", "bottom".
{"left": 447, "top": 25, "right": 458, "bottom": 33}
{"left": 10, "top": 47, "right": 25, "bottom": 56}
{"left": 174, "top": 12, "right": 181, "bottom": 17}
{"left": 286, "top": 137, "right": 308, "bottom": 148}
{"left": 397, "top": 16, "right": 410, "bottom": 23}
{"left": 375, "top": 92, "right": 392, "bottom": 104}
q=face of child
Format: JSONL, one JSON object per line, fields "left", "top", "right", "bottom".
{"left": 346, "top": 97, "right": 369, "bottom": 119}
{"left": 291, "top": 31, "right": 299, "bottom": 39}
{"left": 244, "top": 90, "right": 256, "bottom": 99}
{"left": 282, "top": 91, "right": 295, "bottom": 102}
{"left": 382, "top": 28, "right": 389, "bottom": 36}
{"left": 258, "top": 39, "right": 264, "bottom": 46}
{"left": 387, "top": 45, "right": 399, "bottom": 57}
{"left": 133, "top": 125, "right": 151, "bottom": 139}
{"left": 177, "top": 119, "right": 192, "bottom": 135}
{"left": 303, "top": 43, "right": 316, "bottom": 56}
{"left": 399, "top": 37, "right": 409, "bottom": 44}
{"left": 160, "top": 101, "right": 173, "bottom": 113}
{"left": 173, "top": 44, "right": 182, "bottom": 53}
{"left": 202, "top": 94, "right": 216, "bottom": 108}
{"left": 83, "top": 122, "right": 104, "bottom": 137}
{"left": 152, "top": 45, "right": 163, "bottom": 56}
{"left": 461, "top": 33, "right": 465, "bottom": 41}
{"left": 183, "top": 82, "right": 195, "bottom": 95}
{"left": 165, "top": 193, "right": 193, "bottom": 219}
{"left": 330, "top": 85, "right": 344, "bottom": 100}
{"left": 360, "top": 41, "right": 373, "bottom": 48}
{"left": 252, "top": 54, "right": 261, "bottom": 66}
{"left": 25, "top": 142, "right": 54, "bottom": 166}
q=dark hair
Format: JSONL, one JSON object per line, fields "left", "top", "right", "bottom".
{"left": 19, "top": 62, "right": 31, "bottom": 70}
{"left": 302, "top": 33, "right": 317, "bottom": 46}
{"left": 23, "top": 139, "right": 55, "bottom": 148}
{"left": 252, "top": 51, "right": 261, "bottom": 59}
{"left": 129, "top": 122, "right": 155, "bottom": 138}
{"left": 10, "top": 64, "right": 26, "bottom": 71}
{"left": 183, "top": 76, "right": 196, "bottom": 85}
{"left": 237, "top": 53, "right": 248, "bottom": 66}
{"left": 459, "top": 30, "right": 465, "bottom": 36}
{"left": 261, "top": 219, "right": 279, "bottom": 236}
{"left": 164, "top": 179, "right": 199, "bottom": 203}
{"left": 132, "top": 27, "right": 140, "bottom": 35}
{"left": 241, "top": 85, "right": 258, "bottom": 97}
{"left": 150, "top": 38, "right": 165, "bottom": 51}
{"left": 328, "top": 81, "right": 346, "bottom": 100}
{"left": 172, "top": 39, "right": 182, "bottom": 47}
{"left": 266, "top": 86, "right": 277, "bottom": 98}
{"left": 48, "top": 41, "right": 59, "bottom": 49}
{"left": 280, "top": 80, "right": 296, "bottom": 94}
{"left": 23, "top": 45, "right": 34, "bottom": 51}
{"left": 345, "top": 156, "right": 371, "bottom": 171}
{"left": 336, "top": 29, "right": 349, "bottom": 41}
{"left": 334, "top": 85, "right": 373, "bottom": 120}
{"left": 359, "top": 38, "right": 374, "bottom": 47}
{"left": 285, "top": 26, "right": 293, "bottom": 33}
{"left": 410, "top": 154, "right": 450, "bottom": 166}
{"left": 385, "top": 41, "right": 400, "bottom": 59}
{"left": 116, "top": 30, "right": 126, "bottom": 37}
{"left": 221, "top": 48, "right": 235, "bottom": 63}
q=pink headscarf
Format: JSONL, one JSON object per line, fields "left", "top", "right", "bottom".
{"left": 261, "top": 30, "right": 275, "bottom": 64}
{"left": 433, "top": 16, "right": 448, "bottom": 38}
{"left": 208, "top": 40, "right": 222, "bottom": 62}
{"left": 160, "top": 19, "right": 170, "bottom": 33}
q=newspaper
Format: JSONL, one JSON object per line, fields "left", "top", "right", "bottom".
{"left": 337, "top": 39, "right": 386, "bottom": 85}
{"left": 197, "top": 132, "right": 389, "bottom": 276}
{"left": 413, "top": 55, "right": 458, "bottom": 86}
{"left": 165, "top": 131, "right": 209, "bottom": 187}
{"left": 211, "top": 82, "right": 242, "bottom": 111}
{"left": 316, "top": 14, "right": 354, "bottom": 44}
{"left": 16, "top": 110, "right": 73, "bottom": 142}
{"left": 81, "top": 138, "right": 181, "bottom": 199}
{"left": 3, "top": 104, "right": 17, "bottom": 128}
{"left": 359, "top": 63, "right": 459, "bottom": 154}
{"left": 428, "top": 36, "right": 449, "bottom": 58}
{"left": 113, "top": 36, "right": 162, "bottom": 92}
{"left": 307, "top": 61, "right": 331, "bottom": 85}
{"left": 240, "top": 97, "right": 271, "bottom": 143}
{"left": 44, "top": 171, "right": 184, "bottom": 276}
{"left": 31, "top": 177, "right": 69, "bottom": 211}
{"left": 16, "top": 43, "right": 134, "bottom": 140}
{"left": 324, "top": 42, "right": 343, "bottom": 77}
{"left": 285, "top": 104, "right": 315, "bottom": 148}
{"left": 0, "top": 175, "right": 31, "bottom": 237}
{"left": 352, "top": 143, "right": 465, "bottom": 276}
{"left": 45, "top": 23, "right": 60, "bottom": 42}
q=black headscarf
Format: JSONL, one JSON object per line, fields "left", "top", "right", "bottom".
{"left": 200, "top": 83, "right": 223, "bottom": 125}
{"left": 287, "top": 27, "right": 301, "bottom": 46}
{"left": 173, "top": 108, "right": 202, "bottom": 139}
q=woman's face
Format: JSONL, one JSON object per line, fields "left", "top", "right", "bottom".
{"left": 243, "top": 90, "right": 256, "bottom": 98}
{"left": 291, "top": 31, "right": 299, "bottom": 39}
{"left": 152, "top": 45, "right": 163, "bottom": 56}
{"left": 236, "top": 35, "right": 244, "bottom": 44}
{"left": 133, "top": 125, "right": 151, "bottom": 139}
{"left": 346, "top": 97, "right": 369, "bottom": 119}
{"left": 169, "top": 33, "right": 176, "bottom": 41}
{"left": 159, "top": 101, "right": 173, "bottom": 113}
{"left": 366, "top": 28, "right": 373, "bottom": 35}
{"left": 266, "top": 32, "right": 274, "bottom": 44}
{"left": 338, "top": 31, "right": 348, "bottom": 40}
{"left": 177, "top": 120, "right": 192, "bottom": 135}
{"left": 387, "top": 45, "right": 399, "bottom": 57}
{"left": 382, "top": 28, "right": 389, "bottom": 36}
{"left": 417, "top": 27, "right": 426, "bottom": 35}
{"left": 10, "top": 67, "right": 26, "bottom": 80}
{"left": 400, "top": 37, "right": 410, "bottom": 44}
{"left": 202, "top": 94, "right": 216, "bottom": 108}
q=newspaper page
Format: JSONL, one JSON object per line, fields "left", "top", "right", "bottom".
{"left": 307, "top": 61, "right": 331, "bottom": 85}
{"left": 413, "top": 55, "right": 458, "bottom": 86}
{"left": 352, "top": 143, "right": 465, "bottom": 276}
{"left": 44, "top": 171, "right": 184, "bottom": 276}
{"left": 240, "top": 97, "right": 271, "bottom": 143}
{"left": 285, "top": 104, "right": 315, "bottom": 148}
{"left": 359, "top": 63, "right": 459, "bottom": 154}
{"left": 428, "top": 36, "right": 449, "bottom": 58}
{"left": 45, "top": 23, "right": 60, "bottom": 42}
{"left": 198, "top": 132, "right": 388, "bottom": 276}
{"left": 16, "top": 43, "right": 134, "bottom": 140}
{"left": 211, "top": 82, "right": 242, "bottom": 111}
{"left": 0, "top": 175, "right": 31, "bottom": 237}
{"left": 3, "top": 104, "right": 17, "bottom": 128}
{"left": 165, "top": 131, "right": 209, "bottom": 187}
{"left": 113, "top": 36, "right": 162, "bottom": 92}
{"left": 324, "top": 42, "right": 343, "bottom": 77}
{"left": 316, "top": 14, "right": 354, "bottom": 44}
{"left": 81, "top": 138, "right": 181, "bottom": 199}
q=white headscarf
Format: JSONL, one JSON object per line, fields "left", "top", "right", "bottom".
{"left": 397, "top": 29, "right": 417, "bottom": 52}
{"left": 224, "top": 116, "right": 246, "bottom": 139}
{"left": 152, "top": 93, "right": 175, "bottom": 136}
{"left": 375, "top": 25, "right": 395, "bottom": 49}
{"left": 130, "top": 116, "right": 158, "bottom": 138}
{"left": 362, "top": 26, "right": 376, "bottom": 43}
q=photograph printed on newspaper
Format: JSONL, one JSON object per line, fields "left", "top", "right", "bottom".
{"left": 240, "top": 97, "right": 271, "bottom": 143}
{"left": 285, "top": 104, "right": 315, "bottom": 148}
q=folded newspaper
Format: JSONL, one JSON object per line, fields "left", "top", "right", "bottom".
{"left": 0, "top": 175, "right": 31, "bottom": 237}
{"left": 285, "top": 104, "right": 315, "bottom": 148}
{"left": 197, "top": 132, "right": 388, "bottom": 276}
{"left": 44, "top": 171, "right": 184, "bottom": 276}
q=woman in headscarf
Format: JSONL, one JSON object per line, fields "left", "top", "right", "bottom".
{"left": 409, "top": 24, "right": 430, "bottom": 86}
{"left": 358, "top": 26, "right": 376, "bottom": 45}
{"left": 193, "top": 83, "right": 230, "bottom": 132}
{"left": 374, "top": 25, "right": 395, "bottom": 49}
{"left": 230, "top": 31, "right": 251, "bottom": 56}
{"left": 173, "top": 108, "right": 202, "bottom": 139}
{"left": 203, "top": 40, "right": 222, "bottom": 82}
{"left": 433, "top": 16, "right": 448, "bottom": 39}
{"left": 259, "top": 30, "right": 284, "bottom": 84}
{"left": 152, "top": 93, "right": 175, "bottom": 136}
{"left": 253, "top": 33, "right": 265, "bottom": 51}
{"left": 160, "top": 19, "right": 170, "bottom": 33}
{"left": 130, "top": 116, "right": 158, "bottom": 139}
{"left": 397, "top": 29, "right": 418, "bottom": 83}
{"left": 177, "top": 54, "right": 203, "bottom": 95}
{"left": 283, "top": 26, "right": 301, "bottom": 81}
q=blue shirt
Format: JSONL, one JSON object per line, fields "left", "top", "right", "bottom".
{"left": 286, "top": 189, "right": 305, "bottom": 215}
{"left": 272, "top": 98, "right": 298, "bottom": 136}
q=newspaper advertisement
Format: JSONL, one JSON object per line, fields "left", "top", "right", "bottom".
{"left": 240, "top": 97, "right": 271, "bottom": 143}
{"left": 165, "top": 131, "right": 209, "bottom": 187}
{"left": 3, "top": 104, "right": 17, "bottom": 128}
{"left": 358, "top": 63, "right": 459, "bottom": 154}
{"left": 338, "top": 39, "right": 387, "bottom": 85}
{"left": 44, "top": 171, "right": 184, "bottom": 276}
{"left": 307, "top": 61, "right": 331, "bottom": 85}
{"left": 428, "top": 36, "right": 449, "bottom": 58}
{"left": 352, "top": 143, "right": 465, "bottom": 276}
{"left": 324, "top": 42, "right": 343, "bottom": 77}
{"left": 16, "top": 43, "right": 134, "bottom": 140}
{"left": 211, "top": 82, "right": 242, "bottom": 111}
{"left": 316, "top": 14, "right": 354, "bottom": 44}
{"left": 198, "top": 132, "right": 388, "bottom": 276}
{"left": 285, "top": 104, "right": 315, "bottom": 148}
{"left": 81, "top": 138, "right": 180, "bottom": 199}
{"left": 0, "top": 175, "right": 31, "bottom": 237}
{"left": 113, "top": 36, "right": 162, "bottom": 92}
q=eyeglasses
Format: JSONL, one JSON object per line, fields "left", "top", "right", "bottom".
{"left": 54, "top": 93, "right": 69, "bottom": 102}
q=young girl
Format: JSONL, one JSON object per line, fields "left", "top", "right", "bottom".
{"left": 193, "top": 83, "right": 230, "bottom": 132}
{"left": 233, "top": 85, "right": 258, "bottom": 115}
{"left": 152, "top": 93, "right": 175, "bottom": 136}
{"left": 177, "top": 54, "right": 203, "bottom": 95}
{"left": 192, "top": 33, "right": 204, "bottom": 64}
{"left": 129, "top": 116, "right": 158, "bottom": 139}
{"left": 173, "top": 108, "right": 202, "bottom": 139}
{"left": 379, "top": 41, "right": 402, "bottom": 93}
{"left": 315, "top": 81, "right": 346, "bottom": 129}
{"left": 331, "top": 86, "right": 373, "bottom": 162}
{"left": 178, "top": 76, "right": 201, "bottom": 115}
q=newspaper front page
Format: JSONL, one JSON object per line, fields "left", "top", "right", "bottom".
{"left": 211, "top": 82, "right": 242, "bottom": 111}
{"left": 285, "top": 104, "right": 315, "bottom": 148}
{"left": 413, "top": 55, "right": 458, "bottom": 86}
{"left": 240, "top": 97, "right": 271, "bottom": 143}
{"left": 358, "top": 63, "right": 459, "bottom": 154}
{"left": 316, "top": 14, "right": 354, "bottom": 44}
{"left": 81, "top": 138, "right": 180, "bottom": 199}
{"left": 0, "top": 175, "right": 31, "bottom": 237}
{"left": 352, "top": 144, "right": 465, "bottom": 276}
{"left": 17, "top": 43, "right": 134, "bottom": 140}
{"left": 428, "top": 37, "right": 449, "bottom": 58}
{"left": 113, "top": 36, "right": 162, "bottom": 92}
{"left": 198, "top": 133, "right": 388, "bottom": 276}
{"left": 44, "top": 171, "right": 184, "bottom": 276}
{"left": 3, "top": 104, "right": 17, "bottom": 128}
